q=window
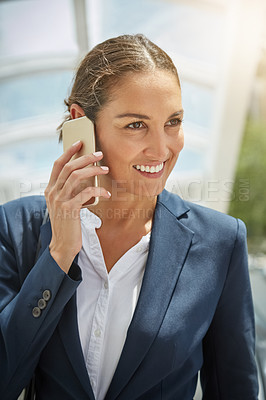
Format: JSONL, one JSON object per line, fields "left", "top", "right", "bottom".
{"left": 0, "top": 0, "right": 264, "bottom": 213}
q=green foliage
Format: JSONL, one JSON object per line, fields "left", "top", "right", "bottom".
{"left": 229, "top": 118, "right": 266, "bottom": 251}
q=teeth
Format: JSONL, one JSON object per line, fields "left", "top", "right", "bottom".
{"left": 134, "top": 162, "right": 164, "bottom": 173}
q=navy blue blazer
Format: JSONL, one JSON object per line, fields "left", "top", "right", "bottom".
{"left": 0, "top": 190, "right": 258, "bottom": 399}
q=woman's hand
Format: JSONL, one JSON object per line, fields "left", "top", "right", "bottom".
{"left": 44, "top": 141, "right": 111, "bottom": 273}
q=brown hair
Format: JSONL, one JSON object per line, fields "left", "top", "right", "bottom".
{"left": 58, "top": 33, "right": 180, "bottom": 140}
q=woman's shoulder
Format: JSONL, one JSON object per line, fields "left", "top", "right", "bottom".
{"left": 159, "top": 190, "right": 245, "bottom": 242}
{"left": 186, "top": 198, "right": 245, "bottom": 239}
{"left": 0, "top": 195, "right": 47, "bottom": 227}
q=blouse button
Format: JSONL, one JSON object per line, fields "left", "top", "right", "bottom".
{"left": 94, "top": 328, "right": 101, "bottom": 338}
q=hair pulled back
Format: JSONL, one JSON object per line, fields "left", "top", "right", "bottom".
{"left": 58, "top": 34, "right": 180, "bottom": 140}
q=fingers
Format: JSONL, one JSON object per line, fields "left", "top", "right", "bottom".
{"left": 56, "top": 186, "right": 111, "bottom": 214}
{"left": 46, "top": 141, "right": 106, "bottom": 198}
{"left": 74, "top": 186, "right": 111, "bottom": 207}
{"left": 45, "top": 144, "right": 110, "bottom": 208}
{"left": 48, "top": 140, "right": 84, "bottom": 187}
{"left": 59, "top": 164, "right": 109, "bottom": 199}
{"left": 56, "top": 151, "right": 104, "bottom": 191}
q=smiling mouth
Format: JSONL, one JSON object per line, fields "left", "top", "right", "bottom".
{"left": 133, "top": 162, "right": 164, "bottom": 174}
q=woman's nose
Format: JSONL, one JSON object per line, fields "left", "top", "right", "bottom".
{"left": 143, "top": 131, "right": 169, "bottom": 161}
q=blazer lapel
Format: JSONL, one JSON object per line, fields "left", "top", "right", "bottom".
{"left": 39, "top": 220, "right": 95, "bottom": 399}
{"left": 105, "top": 191, "right": 194, "bottom": 400}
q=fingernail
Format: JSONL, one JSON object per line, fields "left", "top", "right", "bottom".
{"left": 72, "top": 140, "right": 81, "bottom": 146}
{"left": 100, "top": 166, "right": 109, "bottom": 171}
{"left": 107, "top": 191, "right": 111, "bottom": 197}
{"left": 93, "top": 151, "right": 103, "bottom": 157}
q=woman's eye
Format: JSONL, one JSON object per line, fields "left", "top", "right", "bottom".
{"left": 166, "top": 118, "right": 183, "bottom": 126}
{"left": 127, "top": 121, "right": 144, "bottom": 129}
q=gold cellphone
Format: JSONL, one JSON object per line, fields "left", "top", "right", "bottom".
{"left": 62, "top": 116, "right": 99, "bottom": 206}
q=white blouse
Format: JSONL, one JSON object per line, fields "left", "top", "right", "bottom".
{"left": 76, "top": 208, "right": 151, "bottom": 400}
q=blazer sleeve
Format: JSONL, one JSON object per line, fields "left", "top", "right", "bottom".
{"left": 200, "top": 218, "right": 259, "bottom": 399}
{"left": 0, "top": 201, "right": 82, "bottom": 400}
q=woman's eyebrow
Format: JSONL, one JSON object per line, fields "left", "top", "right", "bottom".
{"left": 114, "top": 110, "right": 184, "bottom": 120}
{"left": 168, "top": 110, "right": 184, "bottom": 118}
{"left": 114, "top": 113, "right": 150, "bottom": 119}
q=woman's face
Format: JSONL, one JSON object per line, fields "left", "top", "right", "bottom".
{"left": 95, "top": 70, "right": 184, "bottom": 199}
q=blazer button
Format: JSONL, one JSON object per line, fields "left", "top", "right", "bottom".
{"left": 38, "top": 298, "right": 47, "bottom": 310}
{"left": 32, "top": 307, "right": 41, "bottom": 318}
{"left": 42, "top": 290, "right": 51, "bottom": 301}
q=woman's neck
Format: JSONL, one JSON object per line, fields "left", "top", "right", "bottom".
{"left": 87, "top": 192, "right": 157, "bottom": 233}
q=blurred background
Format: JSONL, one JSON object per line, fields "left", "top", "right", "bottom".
{"left": 0, "top": 0, "right": 266, "bottom": 397}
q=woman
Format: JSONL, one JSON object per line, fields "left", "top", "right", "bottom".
{"left": 0, "top": 34, "right": 258, "bottom": 399}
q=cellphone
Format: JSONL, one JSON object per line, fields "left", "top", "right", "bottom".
{"left": 62, "top": 116, "right": 99, "bottom": 206}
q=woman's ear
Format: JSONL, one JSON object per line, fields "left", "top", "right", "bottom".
{"left": 70, "top": 103, "right": 85, "bottom": 119}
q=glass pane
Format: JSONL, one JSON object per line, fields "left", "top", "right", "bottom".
{"left": 0, "top": 0, "right": 78, "bottom": 59}
{"left": 173, "top": 147, "right": 205, "bottom": 173}
{"left": 0, "top": 137, "right": 62, "bottom": 178}
{"left": 0, "top": 71, "right": 73, "bottom": 124}
{"left": 166, "top": 148, "right": 206, "bottom": 201}
{"left": 181, "top": 81, "right": 214, "bottom": 130}
{"left": 99, "top": 0, "right": 225, "bottom": 66}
